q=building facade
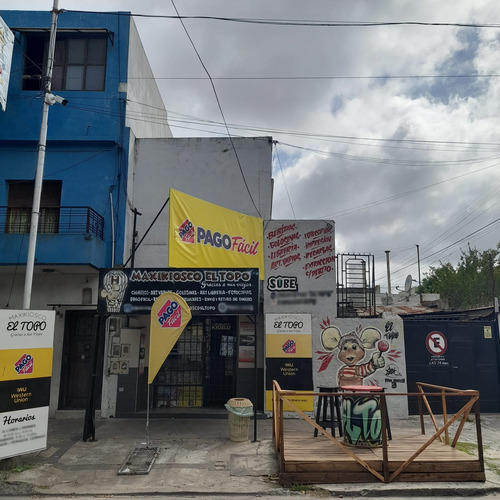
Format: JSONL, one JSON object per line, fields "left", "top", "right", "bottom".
{"left": 0, "top": 9, "right": 170, "bottom": 413}
{"left": 0, "top": 9, "right": 275, "bottom": 418}
{"left": 99, "top": 136, "right": 274, "bottom": 417}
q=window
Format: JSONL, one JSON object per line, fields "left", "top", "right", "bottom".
{"left": 6, "top": 181, "right": 62, "bottom": 234}
{"left": 23, "top": 34, "right": 107, "bottom": 91}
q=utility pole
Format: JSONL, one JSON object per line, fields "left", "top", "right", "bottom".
{"left": 489, "top": 252, "right": 495, "bottom": 306}
{"left": 385, "top": 250, "right": 391, "bottom": 295}
{"left": 23, "top": 0, "right": 60, "bottom": 309}
{"left": 416, "top": 244, "right": 421, "bottom": 288}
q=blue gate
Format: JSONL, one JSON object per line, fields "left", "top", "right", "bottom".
{"left": 404, "top": 312, "right": 500, "bottom": 413}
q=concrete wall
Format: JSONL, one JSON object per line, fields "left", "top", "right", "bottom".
{"left": 263, "top": 220, "right": 336, "bottom": 410}
{"left": 0, "top": 270, "right": 99, "bottom": 416}
{"left": 315, "top": 316, "right": 408, "bottom": 419}
{"left": 129, "top": 136, "right": 273, "bottom": 267}
{"left": 125, "top": 19, "right": 172, "bottom": 139}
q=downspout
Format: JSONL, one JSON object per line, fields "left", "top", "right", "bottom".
{"left": 109, "top": 186, "right": 115, "bottom": 268}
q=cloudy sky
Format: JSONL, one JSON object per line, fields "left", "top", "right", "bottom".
{"left": 3, "top": 0, "right": 500, "bottom": 291}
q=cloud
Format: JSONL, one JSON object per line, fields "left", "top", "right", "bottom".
{"left": 2, "top": 0, "right": 500, "bottom": 288}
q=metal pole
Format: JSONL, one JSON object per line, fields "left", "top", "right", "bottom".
{"left": 109, "top": 189, "right": 115, "bottom": 268}
{"left": 131, "top": 208, "right": 142, "bottom": 268}
{"left": 416, "top": 244, "right": 421, "bottom": 288}
{"left": 489, "top": 252, "right": 495, "bottom": 306}
{"left": 385, "top": 250, "right": 392, "bottom": 295}
{"left": 83, "top": 314, "right": 102, "bottom": 442}
{"left": 253, "top": 314, "right": 258, "bottom": 442}
{"left": 146, "top": 383, "right": 151, "bottom": 446}
{"left": 23, "top": 0, "right": 60, "bottom": 309}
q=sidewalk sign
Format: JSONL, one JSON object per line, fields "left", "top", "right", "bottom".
{"left": 0, "top": 309, "right": 55, "bottom": 460}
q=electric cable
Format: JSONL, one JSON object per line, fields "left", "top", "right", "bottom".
{"left": 274, "top": 142, "right": 296, "bottom": 219}
{"left": 169, "top": 0, "right": 262, "bottom": 217}
{"left": 63, "top": 11, "right": 500, "bottom": 30}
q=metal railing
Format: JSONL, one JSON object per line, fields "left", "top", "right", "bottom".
{"left": 0, "top": 206, "right": 104, "bottom": 239}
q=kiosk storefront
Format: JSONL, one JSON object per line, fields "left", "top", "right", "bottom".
{"left": 97, "top": 267, "right": 260, "bottom": 416}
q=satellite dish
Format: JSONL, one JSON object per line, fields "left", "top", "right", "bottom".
{"left": 404, "top": 275, "right": 413, "bottom": 292}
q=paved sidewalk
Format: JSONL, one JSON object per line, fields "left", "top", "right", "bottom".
{"left": 1, "top": 413, "right": 500, "bottom": 497}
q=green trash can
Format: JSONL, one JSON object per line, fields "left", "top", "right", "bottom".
{"left": 225, "top": 398, "right": 253, "bottom": 442}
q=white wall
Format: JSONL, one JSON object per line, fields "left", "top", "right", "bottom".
{"left": 263, "top": 219, "right": 336, "bottom": 411}
{"left": 0, "top": 271, "right": 99, "bottom": 415}
{"left": 125, "top": 18, "right": 172, "bottom": 139}
{"left": 129, "top": 136, "right": 273, "bottom": 267}
{"left": 316, "top": 316, "right": 408, "bottom": 419}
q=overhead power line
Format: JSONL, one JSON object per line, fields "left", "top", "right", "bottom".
{"left": 128, "top": 74, "right": 500, "bottom": 80}
{"left": 63, "top": 11, "right": 500, "bottom": 29}
{"left": 318, "top": 161, "right": 500, "bottom": 219}
{"left": 169, "top": 0, "right": 262, "bottom": 217}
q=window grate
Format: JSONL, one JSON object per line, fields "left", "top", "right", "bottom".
{"left": 153, "top": 321, "right": 204, "bottom": 408}
{"left": 337, "top": 253, "right": 377, "bottom": 318}
{"left": 152, "top": 317, "right": 237, "bottom": 409}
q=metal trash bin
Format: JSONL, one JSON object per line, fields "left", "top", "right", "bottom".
{"left": 225, "top": 398, "right": 253, "bottom": 442}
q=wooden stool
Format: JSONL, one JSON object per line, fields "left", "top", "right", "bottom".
{"left": 314, "top": 386, "right": 343, "bottom": 437}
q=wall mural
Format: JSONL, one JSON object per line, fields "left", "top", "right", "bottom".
{"left": 314, "top": 317, "right": 408, "bottom": 419}
{"left": 319, "top": 323, "right": 387, "bottom": 386}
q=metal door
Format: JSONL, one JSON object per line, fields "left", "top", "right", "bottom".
{"left": 59, "top": 311, "right": 102, "bottom": 409}
{"left": 152, "top": 316, "right": 237, "bottom": 408}
{"left": 404, "top": 317, "right": 500, "bottom": 413}
{"left": 204, "top": 316, "right": 237, "bottom": 406}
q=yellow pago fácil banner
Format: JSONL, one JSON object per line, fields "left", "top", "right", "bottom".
{"left": 148, "top": 292, "right": 192, "bottom": 384}
{"left": 168, "top": 188, "right": 264, "bottom": 278}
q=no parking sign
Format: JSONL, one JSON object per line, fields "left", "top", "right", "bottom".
{"left": 426, "top": 331, "right": 447, "bottom": 356}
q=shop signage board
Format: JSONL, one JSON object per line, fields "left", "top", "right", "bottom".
{"left": 263, "top": 220, "right": 336, "bottom": 412}
{"left": 0, "top": 309, "right": 55, "bottom": 460}
{"left": 265, "top": 312, "right": 313, "bottom": 411}
{"left": 98, "top": 268, "right": 259, "bottom": 315}
{"left": 168, "top": 189, "right": 265, "bottom": 278}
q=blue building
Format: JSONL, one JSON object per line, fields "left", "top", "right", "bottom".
{"left": 0, "top": 10, "right": 171, "bottom": 412}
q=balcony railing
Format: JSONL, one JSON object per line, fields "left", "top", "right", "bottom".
{"left": 0, "top": 206, "right": 104, "bottom": 239}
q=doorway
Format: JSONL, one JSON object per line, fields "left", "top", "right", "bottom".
{"left": 152, "top": 316, "right": 237, "bottom": 409}
{"left": 59, "top": 311, "right": 103, "bottom": 409}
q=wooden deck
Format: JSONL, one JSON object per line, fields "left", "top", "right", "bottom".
{"left": 279, "top": 427, "right": 485, "bottom": 484}
{"left": 272, "top": 382, "right": 486, "bottom": 485}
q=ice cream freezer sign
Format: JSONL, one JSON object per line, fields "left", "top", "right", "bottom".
{"left": 0, "top": 310, "right": 55, "bottom": 460}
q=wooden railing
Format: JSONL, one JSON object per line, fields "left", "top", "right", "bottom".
{"left": 272, "top": 380, "right": 484, "bottom": 483}
{"left": 415, "top": 382, "right": 484, "bottom": 459}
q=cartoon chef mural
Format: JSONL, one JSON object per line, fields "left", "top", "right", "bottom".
{"left": 318, "top": 324, "right": 389, "bottom": 387}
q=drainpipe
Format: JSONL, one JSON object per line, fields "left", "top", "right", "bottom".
{"left": 109, "top": 187, "right": 115, "bottom": 268}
